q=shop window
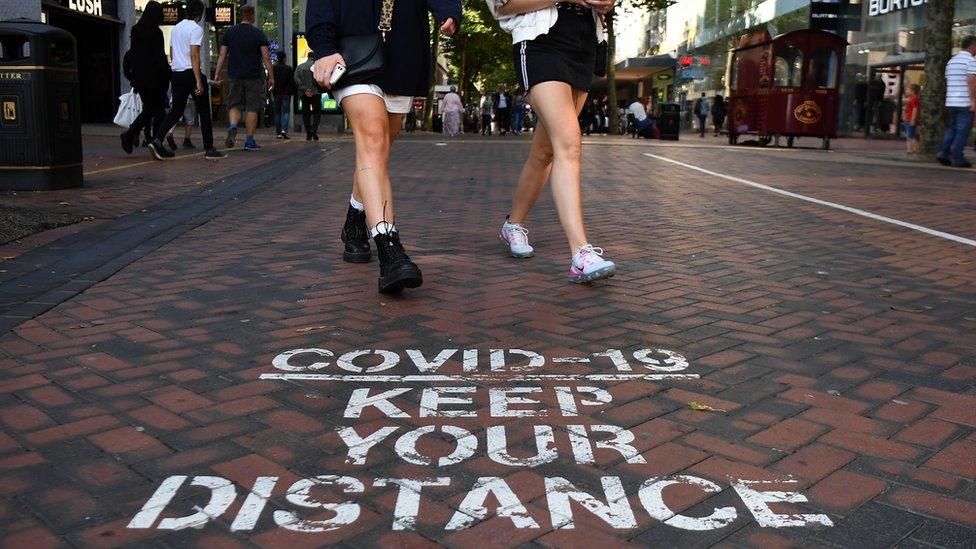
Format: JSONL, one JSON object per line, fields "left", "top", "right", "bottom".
{"left": 773, "top": 44, "right": 802, "bottom": 87}
{"left": 807, "top": 48, "right": 838, "bottom": 89}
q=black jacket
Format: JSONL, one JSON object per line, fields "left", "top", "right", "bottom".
{"left": 305, "top": 0, "right": 461, "bottom": 97}
{"left": 492, "top": 92, "right": 512, "bottom": 112}
{"left": 273, "top": 63, "right": 297, "bottom": 96}
{"left": 126, "top": 24, "right": 170, "bottom": 90}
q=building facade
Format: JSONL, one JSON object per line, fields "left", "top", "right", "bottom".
{"left": 639, "top": 0, "right": 975, "bottom": 133}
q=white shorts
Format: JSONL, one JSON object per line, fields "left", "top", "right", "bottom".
{"left": 332, "top": 84, "right": 413, "bottom": 114}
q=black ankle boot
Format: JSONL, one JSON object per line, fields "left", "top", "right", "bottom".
{"left": 340, "top": 205, "right": 371, "bottom": 263}
{"left": 373, "top": 230, "right": 422, "bottom": 293}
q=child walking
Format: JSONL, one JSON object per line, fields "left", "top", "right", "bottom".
{"left": 489, "top": 0, "right": 617, "bottom": 283}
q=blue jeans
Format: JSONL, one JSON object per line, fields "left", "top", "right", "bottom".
{"left": 937, "top": 106, "right": 974, "bottom": 165}
{"left": 274, "top": 97, "right": 291, "bottom": 135}
{"left": 512, "top": 110, "right": 523, "bottom": 133}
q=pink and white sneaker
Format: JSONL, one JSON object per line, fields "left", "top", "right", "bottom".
{"left": 500, "top": 218, "right": 534, "bottom": 258}
{"left": 568, "top": 244, "right": 616, "bottom": 283}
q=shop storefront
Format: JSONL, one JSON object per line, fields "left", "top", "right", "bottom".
{"left": 841, "top": 0, "right": 976, "bottom": 136}
{"left": 41, "top": 0, "right": 126, "bottom": 123}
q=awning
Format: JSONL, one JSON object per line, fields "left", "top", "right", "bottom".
{"left": 612, "top": 55, "right": 676, "bottom": 81}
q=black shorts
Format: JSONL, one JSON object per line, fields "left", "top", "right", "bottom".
{"left": 513, "top": 3, "right": 597, "bottom": 92}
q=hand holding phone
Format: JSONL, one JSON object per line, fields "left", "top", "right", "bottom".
{"left": 329, "top": 64, "right": 346, "bottom": 86}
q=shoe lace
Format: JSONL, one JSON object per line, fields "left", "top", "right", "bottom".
{"left": 375, "top": 202, "right": 408, "bottom": 263}
{"left": 575, "top": 244, "right": 605, "bottom": 267}
{"left": 507, "top": 224, "right": 529, "bottom": 245}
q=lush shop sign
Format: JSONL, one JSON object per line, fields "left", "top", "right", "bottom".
{"left": 868, "top": 0, "right": 926, "bottom": 17}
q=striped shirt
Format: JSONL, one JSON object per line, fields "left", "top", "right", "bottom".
{"left": 945, "top": 50, "right": 976, "bottom": 107}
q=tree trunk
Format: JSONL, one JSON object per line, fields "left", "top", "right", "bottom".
{"left": 424, "top": 23, "right": 441, "bottom": 131}
{"left": 606, "top": 12, "right": 620, "bottom": 134}
{"left": 920, "top": 1, "right": 954, "bottom": 154}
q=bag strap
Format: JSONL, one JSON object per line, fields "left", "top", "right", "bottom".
{"left": 378, "top": 0, "right": 395, "bottom": 41}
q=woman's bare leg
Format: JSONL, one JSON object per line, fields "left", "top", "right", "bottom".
{"left": 342, "top": 94, "right": 395, "bottom": 227}
{"left": 515, "top": 81, "right": 590, "bottom": 255}
{"left": 507, "top": 119, "right": 554, "bottom": 223}
{"left": 351, "top": 112, "right": 405, "bottom": 205}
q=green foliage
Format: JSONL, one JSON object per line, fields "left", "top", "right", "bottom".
{"left": 444, "top": 1, "right": 514, "bottom": 101}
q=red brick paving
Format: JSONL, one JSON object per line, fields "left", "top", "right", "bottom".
{"left": 0, "top": 133, "right": 974, "bottom": 547}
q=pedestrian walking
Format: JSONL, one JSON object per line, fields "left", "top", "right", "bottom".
{"left": 903, "top": 83, "right": 920, "bottom": 155}
{"left": 494, "top": 84, "right": 513, "bottom": 135}
{"left": 120, "top": 1, "right": 170, "bottom": 155}
{"left": 711, "top": 94, "right": 726, "bottom": 136}
{"left": 213, "top": 5, "right": 274, "bottom": 151}
{"left": 579, "top": 98, "right": 594, "bottom": 135}
{"left": 512, "top": 87, "right": 527, "bottom": 135}
{"left": 167, "top": 99, "right": 197, "bottom": 149}
{"left": 293, "top": 51, "right": 321, "bottom": 140}
{"left": 272, "top": 51, "right": 296, "bottom": 139}
{"left": 147, "top": 0, "right": 224, "bottom": 160}
{"left": 480, "top": 95, "right": 494, "bottom": 135}
{"left": 489, "top": 0, "right": 618, "bottom": 284}
{"left": 694, "top": 92, "right": 709, "bottom": 138}
{"left": 935, "top": 35, "right": 976, "bottom": 168}
{"left": 442, "top": 86, "right": 463, "bottom": 136}
{"left": 307, "top": 0, "right": 461, "bottom": 293}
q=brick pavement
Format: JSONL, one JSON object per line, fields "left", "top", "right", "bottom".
{"left": 0, "top": 134, "right": 974, "bottom": 547}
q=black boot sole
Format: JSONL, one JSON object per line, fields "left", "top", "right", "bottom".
{"left": 343, "top": 250, "right": 372, "bottom": 263}
{"left": 378, "top": 268, "right": 423, "bottom": 294}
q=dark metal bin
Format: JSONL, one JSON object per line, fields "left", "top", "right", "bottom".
{"left": 658, "top": 102, "right": 680, "bottom": 141}
{"left": 0, "top": 19, "right": 82, "bottom": 190}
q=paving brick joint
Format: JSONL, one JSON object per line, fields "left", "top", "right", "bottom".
{"left": 0, "top": 134, "right": 974, "bottom": 548}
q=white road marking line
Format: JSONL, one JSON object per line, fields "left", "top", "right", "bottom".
{"left": 260, "top": 373, "right": 700, "bottom": 382}
{"left": 551, "top": 357, "right": 591, "bottom": 363}
{"left": 644, "top": 153, "right": 976, "bottom": 248}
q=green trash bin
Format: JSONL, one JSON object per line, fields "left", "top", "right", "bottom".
{"left": 0, "top": 19, "right": 82, "bottom": 190}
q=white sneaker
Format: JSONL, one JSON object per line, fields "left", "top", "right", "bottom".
{"left": 500, "top": 219, "right": 534, "bottom": 258}
{"left": 568, "top": 244, "right": 616, "bottom": 283}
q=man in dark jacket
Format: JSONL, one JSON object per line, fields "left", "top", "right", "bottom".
{"left": 272, "top": 51, "right": 296, "bottom": 139}
{"left": 492, "top": 84, "right": 513, "bottom": 135}
{"left": 293, "top": 50, "right": 321, "bottom": 140}
{"left": 711, "top": 94, "right": 727, "bottom": 136}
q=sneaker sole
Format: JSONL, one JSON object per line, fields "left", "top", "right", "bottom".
{"left": 499, "top": 238, "right": 533, "bottom": 258}
{"left": 147, "top": 144, "right": 166, "bottom": 161}
{"left": 343, "top": 250, "right": 372, "bottom": 263}
{"left": 378, "top": 271, "right": 423, "bottom": 294}
{"left": 570, "top": 265, "right": 616, "bottom": 284}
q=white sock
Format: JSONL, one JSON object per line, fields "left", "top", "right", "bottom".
{"left": 370, "top": 222, "right": 395, "bottom": 238}
{"left": 349, "top": 195, "right": 365, "bottom": 212}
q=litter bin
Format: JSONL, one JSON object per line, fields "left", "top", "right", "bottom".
{"left": 0, "top": 19, "right": 82, "bottom": 190}
{"left": 657, "top": 103, "right": 680, "bottom": 141}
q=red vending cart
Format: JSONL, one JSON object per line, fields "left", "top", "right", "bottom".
{"left": 726, "top": 29, "right": 846, "bottom": 149}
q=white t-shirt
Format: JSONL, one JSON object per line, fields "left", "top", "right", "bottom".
{"left": 170, "top": 19, "right": 204, "bottom": 72}
{"left": 628, "top": 101, "right": 647, "bottom": 122}
{"left": 945, "top": 50, "right": 976, "bottom": 108}
{"left": 497, "top": 94, "right": 508, "bottom": 108}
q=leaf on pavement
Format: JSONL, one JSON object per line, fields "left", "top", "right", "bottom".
{"left": 296, "top": 325, "right": 330, "bottom": 333}
{"left": 688, "top": 401, "right": 726, "bottom": 413}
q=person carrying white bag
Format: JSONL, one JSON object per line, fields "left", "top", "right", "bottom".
{"left": 114, "top": 89, "right": 142, "bottom": 129}
{"left": 119, "top": 1, "right": 171, "bottom": 154}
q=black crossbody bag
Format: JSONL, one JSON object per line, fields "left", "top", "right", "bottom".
{"left": 332, "top": 0, "right": 394, "bottom": 87}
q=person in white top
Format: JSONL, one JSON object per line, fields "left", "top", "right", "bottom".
{"left": 935, "top": 35, "right": 976, "bottom": 168}
{"left": 442, "top": 86, "right": 464, "bottom": 136}
{"left": 148, "top": 0, "right": 225, "bottom": 160}
{"left": 489, "top": 0, "right": 618, "bottom": 284}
